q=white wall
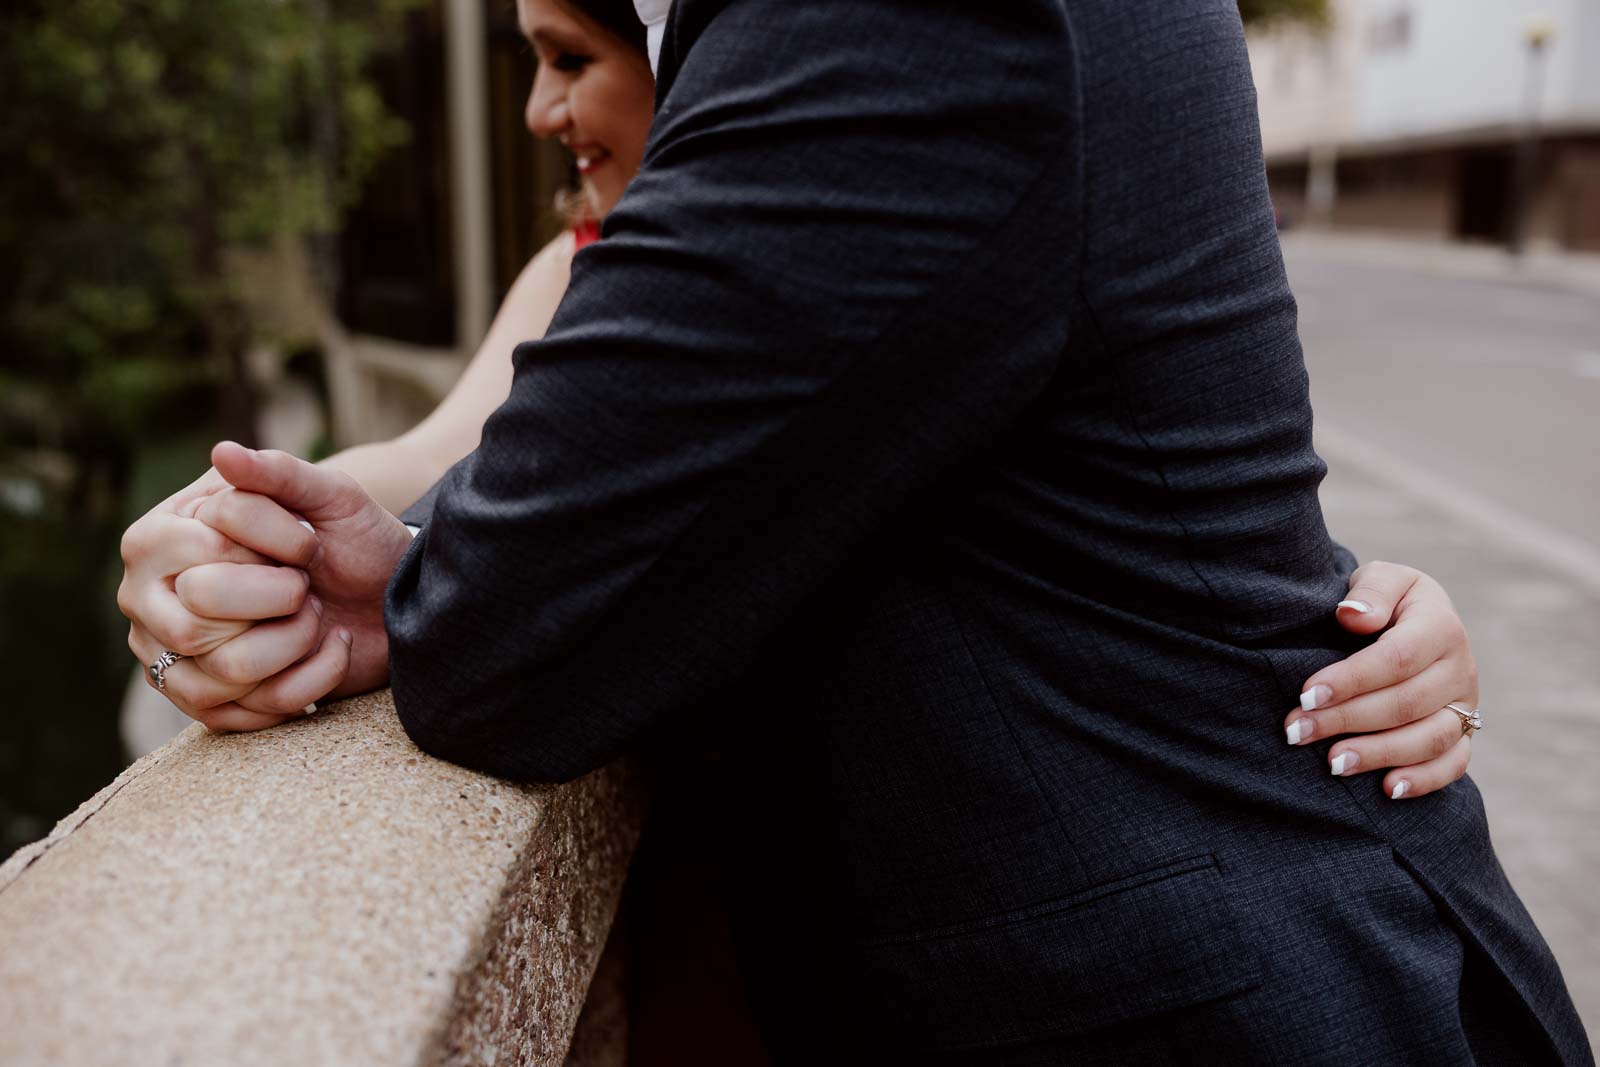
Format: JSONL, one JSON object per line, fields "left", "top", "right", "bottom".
{"left": 1561, "top": 0, "right": 1600, "bottom": 117}
{"left": 1358, "top": 0, "right": 1590, "bottom": 138}
{"left": 1250, "top": 0, "right": 1600, "bottom": 157}
{"left": 1250, "top": 10, "right": 1361, "bottom": 155}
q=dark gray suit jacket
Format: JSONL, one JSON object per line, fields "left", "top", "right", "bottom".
{"left": 388, "top": 0, "right": 1590, "bottom": 1060}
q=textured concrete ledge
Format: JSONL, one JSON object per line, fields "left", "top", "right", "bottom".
{"left": 0, "top": 689, "right": 642, "bottom": 1066}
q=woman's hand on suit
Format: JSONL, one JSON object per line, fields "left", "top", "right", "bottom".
{"left": 1287, "top": 561, "right": 1479, "bottom": 799}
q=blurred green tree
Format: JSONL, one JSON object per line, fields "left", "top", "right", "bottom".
{"left": 1239, "top": 0, "right": 1331, "bottom": 26}
{"left": 1, "top": 0, "right": 416, "bottom": 486}
{"left": 0, "top": 0, "right": 416, "bottom": 857}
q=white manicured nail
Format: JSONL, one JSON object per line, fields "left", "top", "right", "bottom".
{"left": 1287, "top": 719, "right": 1313, "bottom": 745}
{"left": 1337, "top": 599, "right": 1372, "bottom": 614}
{"left": 298, "top": 520, "right": 314, "bottom": 532}
{"left": 1331, "top": 752, "right": 1359, "bottom": 776}
{"left": 1300, "top": 685, "right": 1332, "bottom": 712}
{"left": 303, "top": 703, "right": 318, "bottom": 716}
{"left": 1391, "top": 781, "right": 1409, "bottom": 800}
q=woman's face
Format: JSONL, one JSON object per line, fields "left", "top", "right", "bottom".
{"left": 518, "top": 0, "right": 656, "bottom": 219}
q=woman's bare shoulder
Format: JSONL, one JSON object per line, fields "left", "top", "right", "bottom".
{"left": 527, "top": 229, "right": 577, "bottom": 282}
{"left": 495, "top": 230, "right": 577, "bottom": 328}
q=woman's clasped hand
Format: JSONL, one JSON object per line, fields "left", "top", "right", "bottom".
{"left": 119, "top": 442, "right": 412, "bottom": 733}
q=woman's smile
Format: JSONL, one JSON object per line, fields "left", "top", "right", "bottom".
{"left": 518, "top": 0, "right": 655, "bottom": 219}
{"left": 570, "top": 144, "right": 611, "bottom": 175}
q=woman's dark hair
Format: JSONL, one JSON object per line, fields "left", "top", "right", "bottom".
{"left": 566, "top": 0, "right": 648, "bottom": 55}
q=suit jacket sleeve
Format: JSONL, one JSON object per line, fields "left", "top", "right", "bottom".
{"left": 1330, "top": 540, "right": 1359, "bottom": 582}
{"left": 385, "top": 0, "right": 1083, "bottom": 782}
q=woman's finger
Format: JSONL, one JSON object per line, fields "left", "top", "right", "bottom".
{"left": 128, "top": 511, "right": 275, "bottom": 575}
{"left": 1297, "top": 610, "right": 1459, "bottom": 713}
{"left": 1286, "top": 659, "right": 1469, "bottom": 745}
{"left": 1331, "top": 561, "right": 1421, "bottom": 636}
{"left": 191, "top": 487, "right": 319, "bottom": 568}
{"left": 120, "top": 577, "right": 253, "bottom": 659}
{"left": 190, "top": 705, "right": 305, "bottom": 734}
{"left": 132, "top": 622, "right": 308, "bottom": 732}
{"left": 1324, "top": 707, "right": 1468, "bottom": 779}
{"left": 1384, "top": 736, "right": 1473, "bottom": 801}
{"left": 188, "top": 598, "right": 324, "bottom": 687}
{"left": 174, "top": 562, "right": 310, "bottom": 621}
{"left": 129, "top": 622, "right": 259, "bottom": 712}
{"left": 234, "top": 628, "right": 352, "bottom": 716}
{"left": 118, "top": 516, "right": 265, "bottom": 655}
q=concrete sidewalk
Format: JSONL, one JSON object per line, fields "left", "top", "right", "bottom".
{"left": 1282, "top": 229, "right": 1600, "bottom": 299}
{"left": 1317, "top": 431, "right": 1600, "bottom": 1041}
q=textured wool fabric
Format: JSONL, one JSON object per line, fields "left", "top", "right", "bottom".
{"left": 389, "top": 0, "right": 1591, "bottom": 1061}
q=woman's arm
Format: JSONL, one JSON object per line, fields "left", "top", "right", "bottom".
{"left": 319, "top": 231, "right": 577, "bottom": 515}
{"left": 107, "top": 232, "right": 575, "bottom": 730}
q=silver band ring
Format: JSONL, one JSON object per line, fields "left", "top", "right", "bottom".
{"left": 148, "top": 650, "right": 184, "bottom": 693}
{"left": 1444, "top": 702, "right": 1484, "bottom": 737}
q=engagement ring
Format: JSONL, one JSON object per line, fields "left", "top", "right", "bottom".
{"left": 1444, "top": 702, "right": 1484, "bottom": 737}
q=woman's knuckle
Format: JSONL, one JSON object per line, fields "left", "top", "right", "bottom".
{"left": 204, "top": 530, "right": 235, "bottom": 560}
{"left": 206, "top": 650, "right": 253, "bottom": 686}
{"left": 277, "top": 578, "right": 307, "bottom": 617}
{"left": 1325, "top": 707, "right": 1350, "bottom": 737}
{"left": 119, "top": 527, "right": 141, "bottom": 565}
{"left": 247, "top": 688, "right": 297, "bottom": 715}
{"left": 166, "top": 624, "right": 197, "bottom": 654}
{"left": 1386, "top": 641, "right": 1416, "bottom": 680}
{"left": 1390, "top": 689, "right": 1419, "bottom": 726}
{"left": 278, "top": 620, "right": 312, "bottom": 658}
{"left": 159, "top": 682, "right": 196, "bottom": 715}
{"left": 168, "top": 623, "right": 210, "bottom": 657}
{"left": 172, "top": 568, "right": 203, "bottom": 604}
{"left": 115, "top": 578, "right": 137, "bottom": 620}
{"left": 1346, "top": 661, "right": 1379, "bottom": 696}
{"left": 218, "top": 488, "right": 245, "bottom": 521}
{"left": 194, "top": 524, "right": 231, "bottom": 559}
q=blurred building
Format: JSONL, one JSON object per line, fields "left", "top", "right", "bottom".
{"left": 1249, "top": 0, "right": 1600, "bottom": 249}
{"left": 310, "top": 0, "right": 573, "bottom": 448}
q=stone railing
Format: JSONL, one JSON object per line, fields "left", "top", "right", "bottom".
{"left": 0, "top": 690, "right": 643, "bottom": 1066}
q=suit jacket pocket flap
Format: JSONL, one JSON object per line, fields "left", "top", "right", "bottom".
{"left": 846, "top": 854, "right": 1261, "bottom": 1051}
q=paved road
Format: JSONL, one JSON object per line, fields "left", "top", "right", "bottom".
{"left": 1287, "top": 235, "right": 1600, "bottom": 550}
{"left": 1284, "top": 233, "right": 1600, "bottom": 1040}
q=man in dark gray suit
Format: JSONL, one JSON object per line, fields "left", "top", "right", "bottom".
{"left": 136, "top": 0, "right": 1592, "bottom": 1061}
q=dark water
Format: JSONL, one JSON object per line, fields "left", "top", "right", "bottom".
{"left": 0, "top": 516, "right": 129, "bottom": 860}
{"left": 0, "top": 434, "right": 217, "bottom": 862}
